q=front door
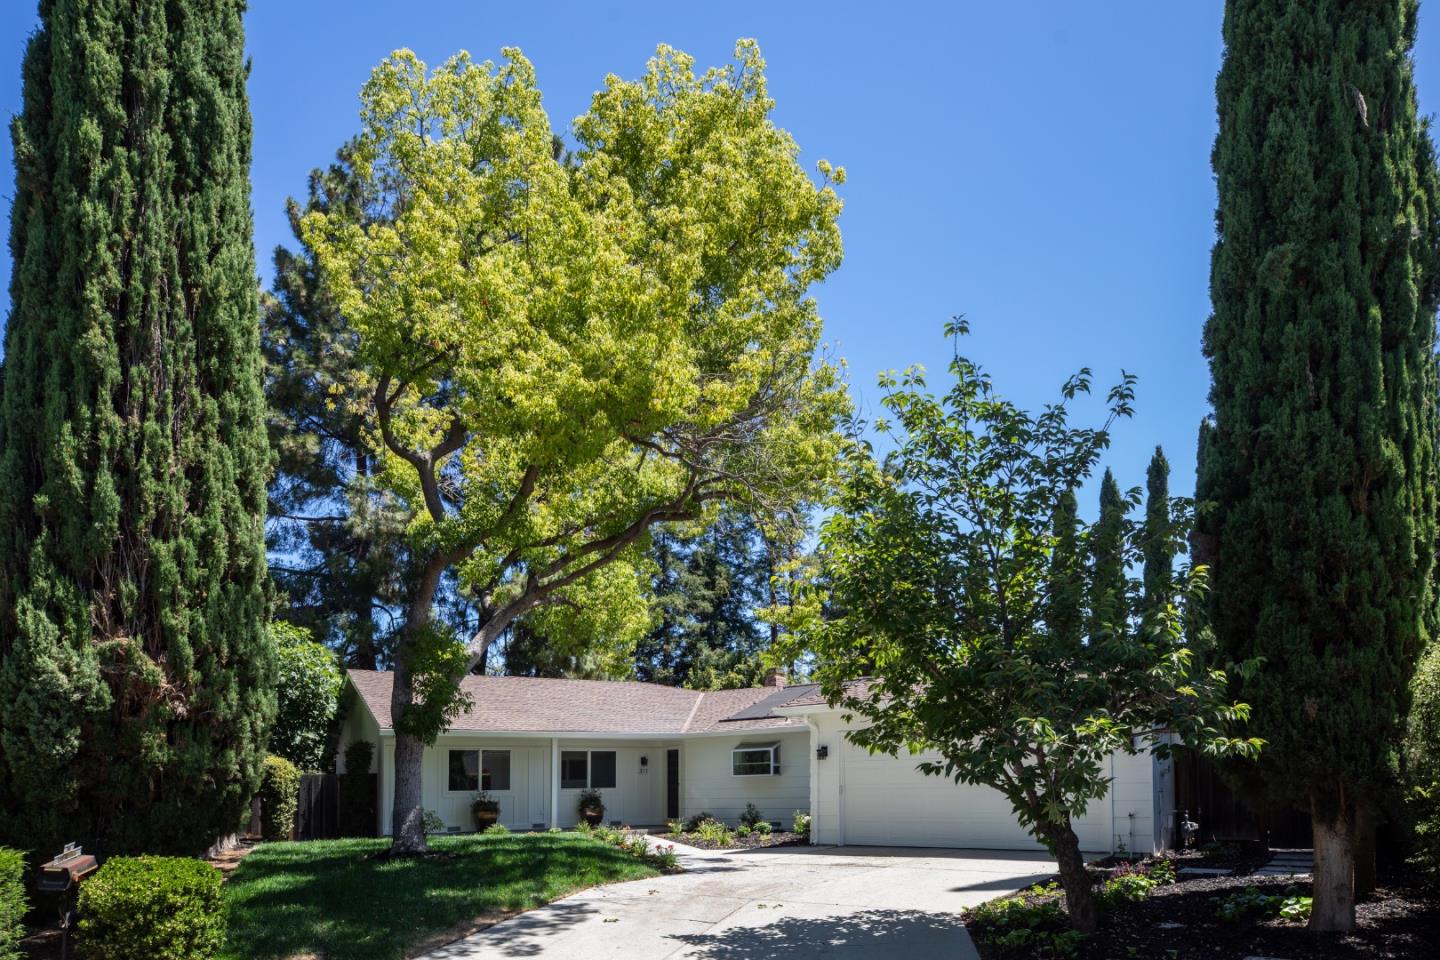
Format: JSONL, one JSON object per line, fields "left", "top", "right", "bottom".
{"left": 666, "top": 749, "right": 680, "bottom": 820}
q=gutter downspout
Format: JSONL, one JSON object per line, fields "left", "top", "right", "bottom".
{"left": 551, "top": 737, "right": 560, "bottom": 828}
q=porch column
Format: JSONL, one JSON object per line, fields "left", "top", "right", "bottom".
{"left": 550, "top": 737, "right": 560, "bottom": 828}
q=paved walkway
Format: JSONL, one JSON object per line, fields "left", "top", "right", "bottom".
{"left": 418, "top": 840, "right": 1064, "bottom": 959}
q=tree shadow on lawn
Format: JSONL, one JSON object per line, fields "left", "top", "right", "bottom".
{"left": 222, "top": 834, "right": 656, "bottom": 960}
{"left": 665, "top": 908, "right": 970, "bottom": 959}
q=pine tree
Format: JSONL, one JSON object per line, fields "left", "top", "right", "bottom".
{"left": 1141, "top": 446, "right": 1173, "bottom": 619}
{"left": 1046, "top": 489, "right": 1085, "bottom": 648}
{"left": 0, "top": 0, "right": 274, "bottom": 857}
{"left": 262, "top": 141, "right": 407, "bottom": 668}
{"left": 1198, "top": 0, "right": 1440, "bottom": 930}
{"left": 1087, "top": 469, "right": 1128, "bottom": 642}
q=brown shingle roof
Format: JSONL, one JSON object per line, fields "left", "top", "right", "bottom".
{"left": 346, "top": 670, "right": 807, "bottom": 735}
{"left": 773, "top": 678, "right": 877, "bottom": 708}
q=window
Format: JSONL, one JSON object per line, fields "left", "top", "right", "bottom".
{"left": 481, "top": 750, "right": 510, "bottom": 792}
{"left": 732, "top": 743, "right": 780, "bottom": 777}
{"left": 590, "top": 751, "right": 616, "bottom": 789}
{"left": 448, "top": 750, "right": 479, "bottom": 791}
{"left": 561, "top": 751, "right": 588, "bottom": 789}
{"left": 561, "top": 750, "right": 617, "bottom": 789}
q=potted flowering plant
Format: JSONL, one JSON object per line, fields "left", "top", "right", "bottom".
{"left": 472, "top": 791, "right": 501, "bottom": 832}
{"left": 577, "top": 788, "right": 605, "bottom": 826}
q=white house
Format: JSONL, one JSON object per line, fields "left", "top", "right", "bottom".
{"left": 339, "top": 669, "right": 1170, "bottom": 854}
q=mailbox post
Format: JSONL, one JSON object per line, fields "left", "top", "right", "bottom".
{"left": 36, "top": 843, "right": 98, "bottom": 960}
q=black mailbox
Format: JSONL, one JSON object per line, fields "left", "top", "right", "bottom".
{"left": 37, "top": 844, "right": 97, "bottom": 894}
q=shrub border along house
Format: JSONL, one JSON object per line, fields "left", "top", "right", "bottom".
{"left": 258, "top": 755, "right": 301, "bottom": 842}
{"left": 76, "top": 857, "right": 226, "bottom": 960}
{"left": 0, "top": 847, "right": 25, "bottom": 960}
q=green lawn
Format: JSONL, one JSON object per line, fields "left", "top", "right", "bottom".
{"left": 221, "top": 832, "right": 660, "bottom": 960}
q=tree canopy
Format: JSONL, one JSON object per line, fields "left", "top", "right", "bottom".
{"left": 793, "top": 327, "right": 1258, "bottom": 931}
{"left": 301, "top": 41, "right": 848, "bottom": 851}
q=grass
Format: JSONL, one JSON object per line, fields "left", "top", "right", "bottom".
{"left": 221, "top": 831, "right": 660, "bottom": 960}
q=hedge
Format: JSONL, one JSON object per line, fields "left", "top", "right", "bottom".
{"left": 258, "top": 754, "right": 301, "bottom": 842}
{"left": 1406, "top": 641, "right": 1440, "bottom": 882}
{"left": 0, "top": 847, "right": 24, "bottom": 960}
{"left": 76, "top": 857, "right": 225, "bottom": 960}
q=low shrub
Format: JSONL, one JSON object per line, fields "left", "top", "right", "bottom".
{"left": 666, "top": 820, "right": 684, "bottom": 838}
{"left": 694, "top": 819, "right": 733, "bottom": 846}
{"left": 739, "top": 803, "right": 765, "bottom": 827}
{"left": 736, "top": 824, "right": 752, "bottom": 837}
{"left": 793, "top": 811, "right": 811, "bottom": 836}
{"left": 683, "top": 811, "right": 717, "bottom": 832}
{"left": 258, "top": 754, "right": 301, "bottom": 841}
{"left": 486, "top": 823, "right": 510, "bottom": 836}
{"left": 421, "top": 810, "right": 447, "bottom": 835}
{"left": 76, "top": 857, "right": 225, "bottom": 960}
{"left": 966, "top": 893, "right": 1082, "bottom": 958}
{"left": 1212, "top": 885, "right": 1310, "bottom": 924}
{"left": 1097, "top": 872, "right": 1154, "bottom": 909}
{"left": 0, "top": 847, "right": 25, "bottom": 960}
{"left": 755, "top": 820, "right": 774, "bottom": 836}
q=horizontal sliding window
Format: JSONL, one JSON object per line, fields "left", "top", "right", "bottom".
{"left": 732, "top": 742, "right": 780, "bottom": 777}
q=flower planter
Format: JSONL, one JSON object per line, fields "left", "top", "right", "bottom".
{"left": 473, "top": 807, "right": 500, "bottom": 832}
{"left": 580, "top": 807, "right": 604, "bottom": 827}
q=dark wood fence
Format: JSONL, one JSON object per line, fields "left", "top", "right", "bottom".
{"left": 1172, "top": 749, "right": 1312, "bottom": 848}
{"left": 297, "top": 773, "right": 339, "bottom": 840}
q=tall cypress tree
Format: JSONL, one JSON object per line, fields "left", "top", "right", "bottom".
{"left": 1198, "top": 0, "right": 1439, "bottom": 930}
{"left": 1087, "top": 469, "right": 1128, "bottom": 641}
{"left": 1141, "top": 446, "right": 1173, "bottom": 621}
{"left": 1046, "top": 489, "right": 1085, "bottom": 648}
{"left": 0, "top": 0, "right": 274, "bottom": 856}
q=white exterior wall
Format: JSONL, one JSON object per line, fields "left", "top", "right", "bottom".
{"left": 679, "top": 729, "right": 810, "bottom": 826}
{"left": 334, "top": 690, "right": 381, "bottom": 774}
{"left": 806, "top": 711, "right": 1158, "bottom": 854}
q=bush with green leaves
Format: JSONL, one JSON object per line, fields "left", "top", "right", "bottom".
{"left": 421, "top": 810, "right": 447, "bottom": 835}
{"left": 666, "top": 820, "right": 684, "bottom": 838}
{"left": 793, "top": 811, "right": 811, "bottom": 836}
{"left": 694, "top": 819, "right": 733, "bottom": 846}
{"left": 1213, "top": 886, "right": 1311, "bottom": 924}
{"left": 268, "top": 622, "right": 342, "bottom": 770}
{"left": 966, "top": 890, "right": 1083, "bottom": 959}
{"left": 683, "top": 811, "right": 717, "bottom": 832}
{"left": 0, "top": 847, "right": 24, "bottom": 960}
{"left": 755, "top": 820, "right": 773, "bottom": 836}
{"left": 258, "top": 755, "right": 301, "bottom": 842}
{"left": 1096, "top": 872, "right": 1154, "bottom": 909}
{"left": 1405, "top": 640, "right": 1440, "bottom": 883}
{"left": 76, "top": 857, "right": 226, "bottom": 960}
{"left": 486, "top": 823, "right": 510, "bottom": 836}
{"left": 736, "top": 824, "right": 752, "bottom": 837}
{"left": 739, "top": 803, "right": 765, "bottom": 827}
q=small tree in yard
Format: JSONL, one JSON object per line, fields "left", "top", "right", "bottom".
{"left": 269, "top": 622, "right": 343, "bottom": 770}
{"left": 302, "top": 42, "right": 847, "bottom": 853}
{"left": 795, "top": 326, "right": 1260, "bottom": 932}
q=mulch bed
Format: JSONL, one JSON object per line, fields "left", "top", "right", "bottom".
{"left": 967, "top": 852, "right": 1439, "bottom": 960}
{"left": 668, "top": 830, "right": 808, "bottom": 851}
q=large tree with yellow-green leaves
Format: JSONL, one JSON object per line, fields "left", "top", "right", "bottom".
{"left": 303, "top": 41, "right": 848, "bottom": 852}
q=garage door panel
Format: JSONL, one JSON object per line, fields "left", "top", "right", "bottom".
{"left": 838, "top": 738, "right": 1112, "bottom": 851}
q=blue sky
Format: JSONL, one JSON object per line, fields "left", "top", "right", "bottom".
{"left": 4, "top": 1, "right": 1440, "bottom": 511}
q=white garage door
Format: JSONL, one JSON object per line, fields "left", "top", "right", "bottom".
{"left": 836, "top": 735, "right": 1113, "bottom": 851}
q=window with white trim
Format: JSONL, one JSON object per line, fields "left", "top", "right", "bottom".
{"left": 561, "top": 749, "right": 617, "bottom": 789}
{"left": 732, "top": 742, "right": 780, "bottom": 777}
{"left": 447, "top": 749, "right": 511, "bottom": 791}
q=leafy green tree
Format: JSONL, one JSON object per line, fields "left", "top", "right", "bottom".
{"left": 269, "top": 622, "right": 343, "bottom": 770}
{"left": 1142, "top": 447, "right": 1174, "bottom": 618}
{"left": 301, "top": 43, "right": 847, "bottom": 852}
{"left": 1197, "top": 0, "right": 1440, "bottom": 929}
{"left": 262, "top": 141, "right": 409, "bottom": 669}
{"left": 0, "top": 0, "right": 274, "bottom": 856}
{"left": 1403, "top": 640, "right": 1440, "bottom": 885}
{"left": 797, "top": 329, "right": 1258, "bottom": 932}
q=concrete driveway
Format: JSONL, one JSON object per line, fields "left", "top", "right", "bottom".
{"left": 419, "top": 841, "right": 1061, "bottom": 959}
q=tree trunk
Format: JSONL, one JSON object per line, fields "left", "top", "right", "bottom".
{"left": 1352, "top": 804, "right": 1377, "bottom": 900}
{"left": 1044, "top": 820, "right": 1099, "bottom": 933}
{"left": 1309, "top": 788, "right": 1356, "bottom": 932}
{"left": 389, "top": 729, "right": 428, "bottom": 854}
